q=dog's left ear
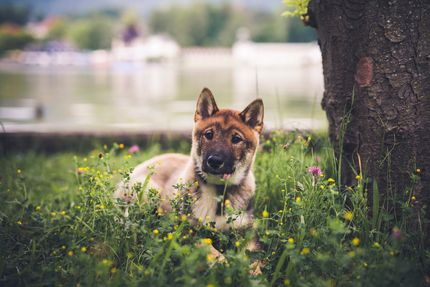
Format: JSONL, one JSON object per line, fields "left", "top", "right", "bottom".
{"left": 195, "top": 87, "right": 219, "bottom": 122}
{"left": 240, "top": 99, "right": 264, "bottom": 133}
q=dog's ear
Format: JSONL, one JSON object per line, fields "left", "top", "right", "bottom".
{"left": 240, "top": 99, "right": 264, "bottom": 133}
{"left": 195, "top": 88, "right": 219, "bottom": 122}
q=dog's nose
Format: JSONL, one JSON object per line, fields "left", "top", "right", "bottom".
{"left": 207, "top": 155, "right": 224, "bottom": 170}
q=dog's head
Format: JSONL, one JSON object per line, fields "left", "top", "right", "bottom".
{"left": 192, "top": 87, "right": 264, "bottom": 185}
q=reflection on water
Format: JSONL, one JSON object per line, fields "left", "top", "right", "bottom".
{"left": 0, "top": 62, "right": 325, "bottom": 132}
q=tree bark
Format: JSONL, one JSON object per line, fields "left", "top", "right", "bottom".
{"left": 308, "top": 0, "right": 430, "bottom": 237}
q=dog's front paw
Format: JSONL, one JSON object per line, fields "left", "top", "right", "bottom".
{"left": 249, "top": 260, "right": 263, "bottom": 276}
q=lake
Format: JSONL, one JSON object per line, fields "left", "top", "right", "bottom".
{"left": 0, "top": 59, "right": 326, "bottom": 133}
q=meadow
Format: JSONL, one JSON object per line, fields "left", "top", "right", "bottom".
{"left": 0, "top": 131, "right": 428, "bottom": 286}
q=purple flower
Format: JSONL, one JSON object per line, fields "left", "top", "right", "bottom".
{"left": 128, "top": 145, "right": 139, "bottom": 154}
{"left": 308, "top": 166, "right": 322, "bottom": 176}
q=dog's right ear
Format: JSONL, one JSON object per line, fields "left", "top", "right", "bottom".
{"left": 195, "top": 87, "right": 219, "bottom": 122}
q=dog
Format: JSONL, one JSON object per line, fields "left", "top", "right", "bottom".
{"left": 114, "top": 87, "right": 264, "bottom": 273}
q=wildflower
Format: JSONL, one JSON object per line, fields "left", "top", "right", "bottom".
{"left": 327, "top": 178, "right": 335, "bottom": 184}
{"left": 416, "top": 168, "right": 421, "bottom": 173}
{"left": 235, "top": 241, "right": 241, "bottom": 247}
{"left": 262, "top": 210, "right": 269, "bottom": 218}
{"left": 295, "top": 196, "right": 301, "bottom": 204}
{"left": 102, "top": 259, "right": 113, "bottom": 266}
{"left": 128, "top": 145, "right": 140, "bottom": 154}
{"left": 153, "top": 229, "right": 159, "bottom": 235}
{"left": 309, "top": 228, "right": 318, "bottom": 237}
{"left": 363, "top": 262, "right": 368, "bottom": 268}
{"left": 373, "top": 242, "right": 381, "bottom": 248}
{"left": 207, "top": 254, "right": 215, "bottom": 262}
{"left": 344, "top": 211, "right": 354, "bottom": 221}
{"left": 67, "top": 251, "right": 74, "bottom": 257}
{"left": 308, "top": 166, "right": 322, "bottom": 176}
{"left": 411, "top": 195, "right": 416, "bottom": 202}
{"left": 35, "top": 205, "right": 41, "bottom": 211}
{"left": 61, "top": 245, "right": 66, "bottom": 250}
{"left": 60, "top": 211, "right": 66, "bottom": 216}
{"left": 16, "top": 220, "right": 22, "bottom": 225}
{"left": 355, "top": 174, "right": 362, "bottom": 180}
{"left": 181, "top": 214, "right": 187, "bottom": 222}
{"left": 118, "top": 143, "right": 124, "bottom": 149}
{"left": 17, "top": 169, "right": 22, "bottom": 174}
{"left": 283, "top": 278, "right": 291, "bottom": 286}
{"left": 391, "top": 226, "right": 402, "bottom": 240}
{"left": 111, "top": 267, "right": 118, "bottom": 274}
{"left": 300, "top": 247, "right": 310, "bottom": 255}
{"left": 347, "top": 251, "right": 355, "bottom": 257}
{"left": 319, "top": 185, "right": 325, "bottom": 190}
{"left": 288, "top": 237, "right": 295, "bottom": 245}
{"left": 75, "top": 205, "right": 81, "bottom": 210}
{"left": 202, "top": 238, "right": 212, "bottom": 245}
{"left": 81, "top": 246, "right": 87, "bottom": 253}
{"left": 351, "top": 237, "right": 360, "bottom": 246}
{"left": 207, "top": 284, "right": 215, "bottom": 287}
{"left": 167, "top": 233, "right": 173, "bottom": 240}
{"left": 51, "top": 212, "right": 57, "bottom": 217}
{"left": 224, "top": 199, "right": 231, "bottom": 208}
{"left": 77, "top": 167, "right": 89, "bottom": 174}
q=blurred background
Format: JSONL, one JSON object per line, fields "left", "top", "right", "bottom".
{"left": 0, "top": 0, "right": 324, "bottom": 133}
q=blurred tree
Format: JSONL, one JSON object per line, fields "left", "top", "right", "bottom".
{"left": 0, "top": 25, "right": 33, "bottom": 55}
{"left": 66, "top": 16, "right": 114, "bottom": 50}
{"left": 0, "top": 5, "right": 30, "bottom": 25}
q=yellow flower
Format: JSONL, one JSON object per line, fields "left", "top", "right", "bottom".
{"left": 207, "top": 254, "right": 215, "bottom": 262}
{"left": 202, "top": 238, "right": 212, "bottom": 245}
{"left": 288, "top": 237, "right": 295, "bottom": 244}
{"left": 262, "top": 210, "right": 269, "bottom": 218}
{"left": 351, "top": 237, "right": 360, "bottom": 246}
{"left": 118, "top": 143, "right": 124, "bottom": 149}
{"left": 295, "top": 196, "right": 301, "bottom": 204}
{"left": 181, "top": 214, "right": 187, "bottom": 222}
{"left": 67, "top": 251, "right": 74, "bottom": 257}
{"left": 344, "top": 211, "right": 354, "bottom": 221}
{"left": 416, "top": 168, "right": 421, "bottom": 173}
{"left": 167, "top": 233, "right": 173, "bottom": 240}
{"left": 207, "top": 284, "right": 215, "bottom": 287}
{"left": 81, "top": 246, "right": 87, "bottom": 252}
{"left": 17, "top": 169, "right": 22, "bottom": 174}
{"left": 224, "top": 199, "right": 231, "bottom": 208}
{"left": 355, "top": 174, "right": 361, "bottom": 180}
{"left": 411, "top": 196, "right": 416, "bottom": 202}
{"left": 35, "top": 206, "right": 41, "bottom": 211}
{"left": 51, "top": 212, "right": 57, "bottom": 217}
{"left": 235, "top": 241, "right": 241, "bottom": 247}
{"left": 102, "top": 259, "right": 113, "bottom": 266}
{"left": 283, "top": 278, "right": 291, "bottom": 286}
{"left": 300, "top": 247, "right": 310, "bottom": 255}
{"left": 111, "top": 267, "right": 118, "bottom": 273}
{"left": 347, "top": 251, "right": 355, "bottom": 257}
{"left": 153, "top": 229, "right": 159, "bottom": 235}
{"left": 319, "top": 185, "right": 325, "bottom": 189}
{"left": 60, "top": 211, "right": 66, "bottom": 216}
{"left": 373, "top": 242, "right": 381, "bottom": 248}
{"left": 327, "top": 178, "right": 335, "bottom": 184}
{"left": 16, "top": 220, "right": 22, "bottom": 225}
{"left": 75, "top": 205, "right": 81, "bottom": 209}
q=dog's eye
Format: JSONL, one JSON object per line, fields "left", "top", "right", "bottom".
{"left": 231, "top": 135, "right": 242, "bottom": 144}
{"left": 204, "top": 131, "right": 214, "bottom": 140}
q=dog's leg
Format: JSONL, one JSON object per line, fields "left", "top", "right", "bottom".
{"left": 247, "top": 237, "right": 264, "bottom": 276}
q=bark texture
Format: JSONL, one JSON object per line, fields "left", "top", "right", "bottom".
{"left": 309, "top": 0, "right": 430, "bottom": 236}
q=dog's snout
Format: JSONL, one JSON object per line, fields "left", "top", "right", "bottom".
{"left": 207, "top": 155, "right": 224, "bottom": 170}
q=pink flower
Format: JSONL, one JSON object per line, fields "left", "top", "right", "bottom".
{"left": 308, "top": 166, "right": 322, "bottom": 176}
{"left": 128, "top": 145, "right": 139, "bottom": 154}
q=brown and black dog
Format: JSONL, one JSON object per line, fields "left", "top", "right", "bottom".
{"left": 114, "top": 87, "right": 264, "bottom": 273}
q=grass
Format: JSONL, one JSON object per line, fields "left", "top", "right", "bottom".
{"left": 0, "top": 131, "right": 428, "bottom": 286}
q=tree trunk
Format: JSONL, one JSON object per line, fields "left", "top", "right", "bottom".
{"left": 308, "top": 0, "right": 430, "bottom": 237}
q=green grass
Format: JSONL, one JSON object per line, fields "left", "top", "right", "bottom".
{"left": 0, "top": 131, "right": 428, "bottom": 286}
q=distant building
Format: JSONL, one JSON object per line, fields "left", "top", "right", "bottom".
{"left": 112, "top": 34, "right": 180, "bottom": 62}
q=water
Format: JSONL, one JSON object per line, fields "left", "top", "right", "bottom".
{"left": 0, "top": 61, "right": 326, "bottom": 133}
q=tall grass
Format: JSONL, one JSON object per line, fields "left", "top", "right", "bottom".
{"left": 0, "top": 132, "right": 427, "bottom": 286}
